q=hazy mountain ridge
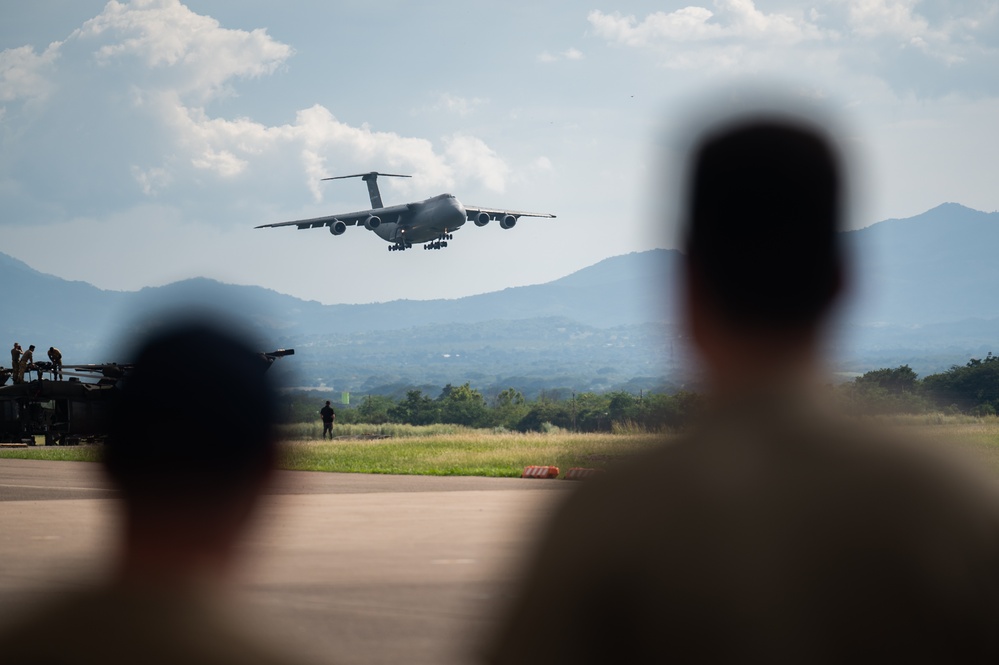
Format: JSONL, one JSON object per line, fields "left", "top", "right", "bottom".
{"left": 844, "top": 203, "right": 999, "bottom": 325}
{"left": 3, "top": 203, "right": 998, "bottom": 389}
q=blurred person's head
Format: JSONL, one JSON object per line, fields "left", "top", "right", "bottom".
{"left": 104, "top": 316, "right": 279, "bottom": 578}
{"left": 680, "top": 116, "right": 845, "bottom": 383}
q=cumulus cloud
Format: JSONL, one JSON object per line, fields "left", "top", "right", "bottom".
{"left": 586, "top": 1, "right": 825, "bottom": 72}
{"left": 588, "top": 1, "right": 818, "bottom": 47}
{"left": 443, "top": 135, "right": 510, "bottom": 192}
{"left": 848, "top": 0, "right": 929, "bottom": 40}
{"left": 77, "top": 0, "right": 292, "bottom": 101}
{"left": 587, "top": 0, "right": 998, "bottom": 95}
{"left": 1, "top": 0, "right": 520, "bottom": 223}
{"left": 0, "top": 42, "right": 62, "bottom": 103}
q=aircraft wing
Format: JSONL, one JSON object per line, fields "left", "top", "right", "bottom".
{"left": 256, "top": 203, "right": 411, "bottom": 230}
{"left": 463, "top": 206, "right": 556, "bottom": 221}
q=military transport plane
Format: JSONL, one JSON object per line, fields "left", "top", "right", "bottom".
{"left": 255, "top": 172, "right": 556, "bottom": 252}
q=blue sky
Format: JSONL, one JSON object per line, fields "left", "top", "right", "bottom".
{"left": 2, "top": 0, "right": 997, "bottom": 304}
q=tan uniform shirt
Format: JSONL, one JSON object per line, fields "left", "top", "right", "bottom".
{"left": 486, "top": 393, "right": 999, "bottom": 664}
{"left": 0, "top": 582, "right": 318, "bottom": 665}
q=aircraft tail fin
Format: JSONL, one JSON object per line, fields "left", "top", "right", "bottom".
{"left": 322, "top": 172, "right": 411, "bottom": 209}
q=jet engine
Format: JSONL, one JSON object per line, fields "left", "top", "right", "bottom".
{"left": 474, "top": 211, "right": 491, "bottom": 227}
{"left": 364, "top": 215, "right": 381, "bottom": 230}
{"left": 499, "top": 214, "right": 517, "bottom": 229}
{"left": 329, "top": 220, "right": 347, "bottom": 236}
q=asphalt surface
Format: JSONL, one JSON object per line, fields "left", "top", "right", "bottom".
{"left": 0, "top": 459, "right": 573, "bottom": 665}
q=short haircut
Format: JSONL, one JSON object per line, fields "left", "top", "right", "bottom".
{"left": 683, "top": 117, "right": 843, "bottom": 330}
{"left": 105, "top": 319, "right": 278, "bottom": 500}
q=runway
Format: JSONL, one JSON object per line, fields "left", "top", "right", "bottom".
{"left": 0, "top": 458, "right": 572, "bottom": 665}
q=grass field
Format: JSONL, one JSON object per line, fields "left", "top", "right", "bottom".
{"left": 280, "top": 430, "right": 663, "bottom": 476}
{"left": 2, "top": 416, "right": 998, "bottom": 478}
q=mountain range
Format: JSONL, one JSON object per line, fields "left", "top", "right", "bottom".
{"left": 2, "top": 202, "right": 997, "bottom": 394}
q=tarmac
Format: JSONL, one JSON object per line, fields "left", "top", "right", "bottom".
{"left": 0, "top": 458, "right": 573, "bottom": 665}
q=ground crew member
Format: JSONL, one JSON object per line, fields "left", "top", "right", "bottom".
{"left": 10, "top": 343, "right": 21, "bottom": 384}
{"left": 320, "top": 400, "right": 336, "bottom": 440}
{"left": 15, "top": 344, "right": 32, "bottom": 384}
{"left": 48, "top": 347, "right": 63, "bottom": 380}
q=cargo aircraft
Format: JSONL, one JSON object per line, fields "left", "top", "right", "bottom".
{"left": 255, "top": 172, "right": 556, "bottom": 252}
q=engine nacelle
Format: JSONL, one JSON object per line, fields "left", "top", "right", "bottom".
{"left": 474, "top": 211, "right": 491, "bottom": 227}
{"left": 499, "top": 214, "right": 517, "bottom": 230}
{"left": 329, "top": 220, "right": 347, "bottom": 236}
{"left": 364, "top": 215, "right": 381, "bottom": 230}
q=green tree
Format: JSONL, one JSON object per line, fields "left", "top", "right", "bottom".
{"left": 841, "top": 365, "right": 928, "bottom": 415}
{"left": 356, "top": 394, "right": 395, "bottom": 424}
{"left": 855, "top": 365, "right": 919, "bottom": 393}
{"left": 438, "top": 382, "right": 489, "bottom": 427}
{"left": 388, "top": 389, "right": 439, "bottom": 425}
{"left": 922, "top": 353, "right": 999, "bottom": 414}
{"left": 492, "top": 388, "right": 529, "bottom": 429}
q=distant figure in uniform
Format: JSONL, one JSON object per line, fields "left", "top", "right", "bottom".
{"left": 16, "top": 344, "right": 33, "bottom": 384}
{"left": 485, "top": 114, "right": 999, "bottom": 664}
{"left": 47, "top": 346, "right": 63, "bottom": 380}
{"left": 0, "top": 318, "right": 312, "bottom": 665}
{"left": 10, "top": 343, "right": 21, "bottom": 384}
{"left": 320, "top": 400, "right": 336, "bottom": 440}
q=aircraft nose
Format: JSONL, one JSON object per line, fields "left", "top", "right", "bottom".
{"left": 450, "top": 198, "right": 467, "bottom": 227}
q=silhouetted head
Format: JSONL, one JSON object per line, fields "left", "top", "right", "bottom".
{"left": 683, "top": 117, "right": 844, "bottom": 332}
{"left": 105, "top": 319, "right": 278, "bottom": 504}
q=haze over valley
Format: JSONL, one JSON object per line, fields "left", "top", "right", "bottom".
{"left": 3, "top": 203, "right": 997, "bottom": 397}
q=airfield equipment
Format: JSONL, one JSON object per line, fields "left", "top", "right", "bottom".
{"left": 0, "top": 349, "right": 293, "bottom": 446}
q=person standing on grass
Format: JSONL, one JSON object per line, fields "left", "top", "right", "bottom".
{"left": 320, "top": 400, "right": 336, "bottom": 440}
{"left": 0, "top": 317, "right": 316, "bottom": 665}
{"left": 485, "top": 109, "right": 999, "bottom": 664}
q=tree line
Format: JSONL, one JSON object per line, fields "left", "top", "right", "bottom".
{"left": 278, "top": 353, "right": 999, "bottom": 432}
{"left": 839, "top": 353, "right": 999, "bottom": 416}
{"left": 279, "top": 383, "right": 704, "bottom": 433}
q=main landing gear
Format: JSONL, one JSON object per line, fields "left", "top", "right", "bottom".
{"left": 423, "top": 233, "right": 453, "bottom": 250}
{"left": 388, "top": 241, "right": 413, "bottom": 252}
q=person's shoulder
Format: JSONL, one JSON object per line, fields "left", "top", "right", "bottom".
{"left": 0, "top": 585, "right": 320, "bottom": 665}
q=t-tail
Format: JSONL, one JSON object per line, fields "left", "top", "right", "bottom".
{"left": 321, "top": 172, "right": 411, "bottom": 210}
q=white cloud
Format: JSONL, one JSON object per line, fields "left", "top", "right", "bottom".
{"left": 842, "top": 0, "right": 998, "bottom": 66}
{"left": 434, "top": 93, "right": 485, "bottom": 116}
{"left": 0, "top": 42, "right": 61, "bottom": 103}
{"left": 587, "top": 1, "right": 998, "bottom": 96}
{"left": 76, "top": 0, "right": 292, "bottom": 102}
{"left": 587, "top": 2, "right": 825, "bottom": 72}
{"left": 1, "top": 1, "right": 521, "bottom": 214}
{"left": 587, "top": 2, "right": 820, "bottom": 47}
{"left": 532, "top": 156, "right": 553, "bottom": 171}
{"left": 131, "top": 164, "right": 171, "bottom": 195}
{"left": 444, "top": 135, "right": 510, "bottom": 192}
{"left": 538, "top": 48, "right": 585, "bottom": 62}
{"left": 847, "top": 0, "right": 929, "bottom": 40}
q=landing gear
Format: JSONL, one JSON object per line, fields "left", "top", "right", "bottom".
{"left": 423, "top": 233, "right": 452, "bottom": 250}
{"left": 388, "top": 241, "right": 413, "bottom": 252}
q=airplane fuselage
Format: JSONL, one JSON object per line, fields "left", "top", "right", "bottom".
{"left": 373, "top": 194, "right": 467, "bottom": 245}
{"left": 255, "top": 171, "right": 555, "bottom": 252}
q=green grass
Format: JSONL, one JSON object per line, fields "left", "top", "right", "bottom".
{"left": 3, "top": 417, "right": 998, "bottom": 478}
{"left": 279, "top": 430, "right": 662, "bottom": 477}
{"left": 279, "top": 422, "right": 470, "bottom": 440}
{"left": 0, "top": 444, "right": 103, "bottom": 462}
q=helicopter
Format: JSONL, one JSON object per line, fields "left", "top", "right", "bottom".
{"left": 0, "top": 350, "right": 293, "bottom": 446}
